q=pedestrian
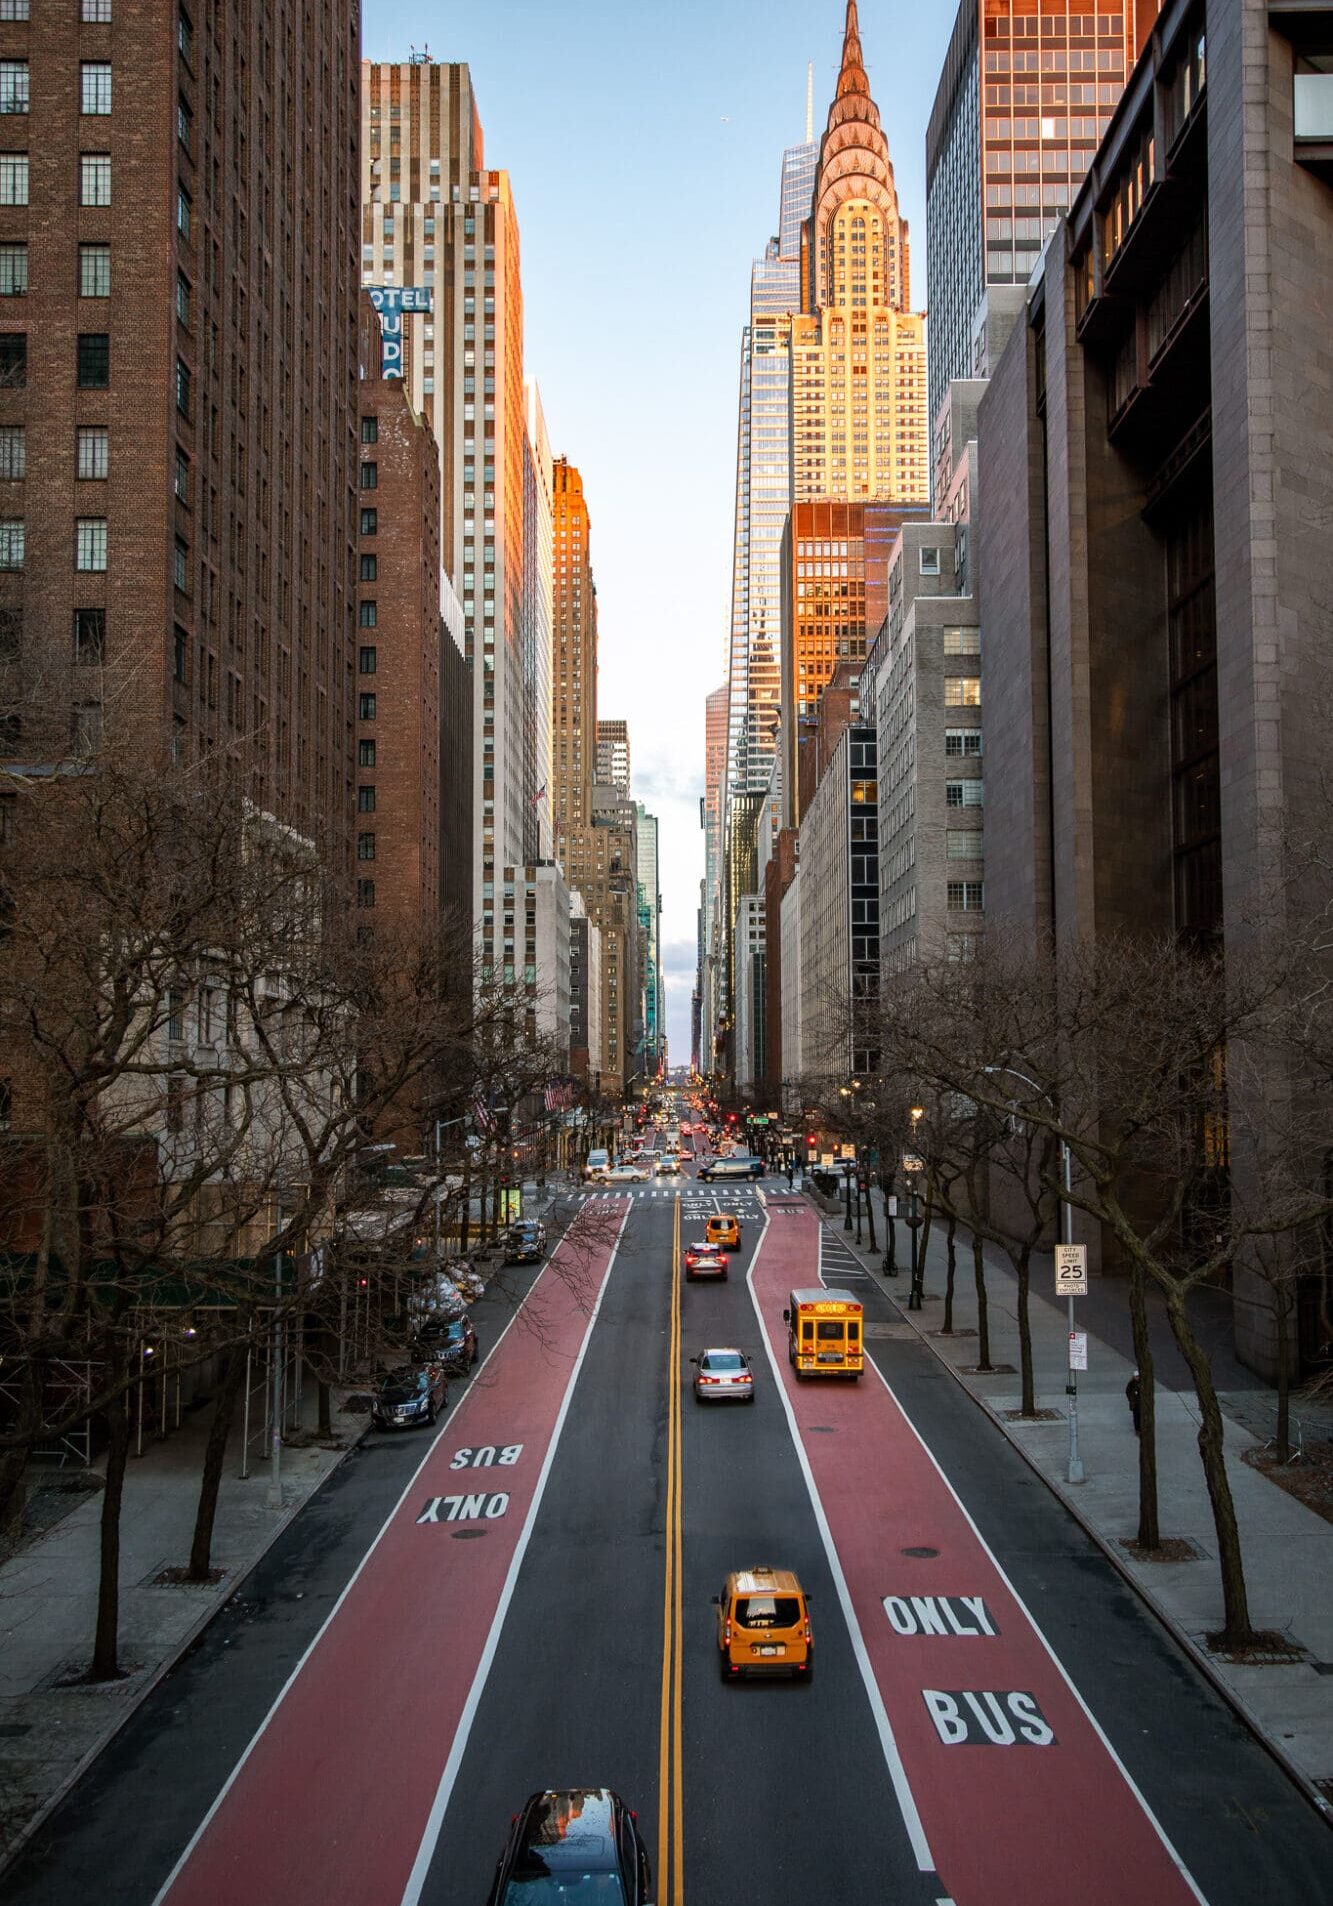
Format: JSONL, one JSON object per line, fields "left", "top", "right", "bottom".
{"left": 785, "top": 1160, "right": 794, "bottom": 1189}
{"left": 1125, "top": 1369, "right": 1141, "bottom": 1435}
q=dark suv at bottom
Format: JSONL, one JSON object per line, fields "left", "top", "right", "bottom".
{"left": 486, "top": 1788, "right": 652, "bottom": 1904}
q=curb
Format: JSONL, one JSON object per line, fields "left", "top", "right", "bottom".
{"left": 0, "top": 1423, "right": 369, "bottom": 1881}
{"left": 806, "top": 1200, "right": 1333, "bottom": 1833}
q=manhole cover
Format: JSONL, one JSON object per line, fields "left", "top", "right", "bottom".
{"left": 451, "top": 1529, "right": 487, "bottom": 1541}
{"left": 900, "top": 1546, "right": 940, "bottom": 1558}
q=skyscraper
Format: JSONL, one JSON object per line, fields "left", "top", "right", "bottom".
{"left": 925, "top": 0, "right": 1156, "bottom": 439}
{"left": 360, "top": 63, "right": 552, "bottom": 979}
{"left": 0, "top": 0, "right": 360, "bottom": 841}
{"left": 551, "top": 458, "right": 596, "bottom": 850}
{"left": 789, "top": 3, "right": 929, "bottom": 507}
{"left": 596, "top": 719, "right": 630, "bottom": 794}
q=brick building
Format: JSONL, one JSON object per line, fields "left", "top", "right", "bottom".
{"left": 0, "top": 0, "right": 360, "bottom": 848}
{"left": 355, "top": 297, "right": 443, "bottom": 933}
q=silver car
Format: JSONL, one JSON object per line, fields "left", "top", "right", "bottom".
{"left": 690, "top": 1347, "right": 756, "bottom": 1403}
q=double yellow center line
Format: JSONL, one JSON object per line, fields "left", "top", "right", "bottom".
{"left": 657, "top": 1192, "right": 685, "bottom": 1905}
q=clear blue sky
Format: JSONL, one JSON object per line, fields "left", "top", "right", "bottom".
{"left": 363, "top": 1, "right": 956, "bottom": 1063}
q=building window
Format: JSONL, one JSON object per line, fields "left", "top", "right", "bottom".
{"left": 71, "top": 703, "right": 102, "bottom": 754}
{"left": 80, "top": 153, "right": 111, "bottom": 205}
{"left": 943, "top": 626, "right": 981, "bottom": 655}
{"left": 944, "top": 677, "right": 981, "bottom": 707}
{"left": 358, "top": 692, "right": 376, "bottom": 720}
{"left": 173, "top": 535, "right": 189, "bottom": 591}
{"left": 175, "top": 270, "right": 191, "bottom": 326}
{"left": 0, "top": 154, "right": 27, "bottom": 205}
{"left": 360, "top": 416, "right": 378, "bottom": 443}
{"left": 0, "top": 1, "right": 31, "bottom": 19}
{"left": 0, "top": 425, "right": 22, "bottom": 479}
{"left": 0, "top": 334, "right": 24, "bottom": 388}
{"left": 177, "top": 97, "right": 191, "bottom": 152}
{"left": 74, "top": 606, "right": 105, "bottom": 664}
{"left": 0, "top": 606, "right": 19, "bottom": 661}
{"left": 947, "top": 881, "right": 985, "bottom": 911}
{"left": 176, "top": 186, "right": 191, "bottom": 240}
{"left": 76, "top": 518, "right": 107, "bottom": 570}
{"left": 82, "top": 0, "right": 113, "bottom": 18}
{"left": 76, "top": 425, "right": 108, "bottom": 480}
{"left": 0, "top": 62, "right": 29, "bottom": 115}
{"left": 360, "top": 507, "right": 377, "bottom": 535}
{"left": 175, "top": 358, "right": 190, "bottom": 416}
{"left": 357, "top": 832, "right": 376, "bottom": 862}
{"left": 0, "top": 519, "right": 23, "bottom": 569}
{"left": 358, "top": 601, "right": 377, "bottom": 629}
{"left": 945, "top": 779, "right": 983, "bottom": 808}
{"left": 177, "top": 6, "right": 192, "bottom": 61}
{"left": 359, "top": 462, "right": 377, "bottom": 489}
{"left": 358, "top": 645, "right": 376, "bottom": 673}
{"left": 0, "top": 243, "right": 27, "bottom": 295}
{"left": 80, "top": 62, "right": 112, "bottom": 115}
{"left": 357, "top": 786, "right": 376, "bottom": 813}
{"left": 79, "top": 242, "right": 111, "bottom": 297}
{"left": 358, "top": 739, "right": 376, "bottom": 767}
{"left": 947, "top": 830, "right": 984, "bottom": 859}
{"left": 173, "top": 623, "right": 187, "bottom": 682}
{"left": 945, "top": 728, "right": 982, "bottom": 757}
{"left": 174, "top": 447, "right": 189, "bottom": 502}
{"left": 77, "top": 333, "right": 109, "bottom": 387}
{"left": 356, "top": 878, "right": 375, "bottom": 908}
{"left": 919, "top": 546, "right": 941, "bottom": 575}
{"left": 359, "top": 554, "right": 377, "bottom": 581}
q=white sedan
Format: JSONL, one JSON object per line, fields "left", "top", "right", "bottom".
{"left": 605, "top": 1163, "right": 650, "bottom": 1184}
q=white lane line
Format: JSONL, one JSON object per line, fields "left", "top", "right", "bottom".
{"left": 151, "top": 1219, "right": 610, "bottom": 1906}
{"left": 745, "top": 1214, "right": 935, "bottom": 1876}
{"left": 398, "top": 1205, "right": 631, "bottom": 1905}
{"left": 858, "top": 1340, "right": 1210, "bottom": 1903}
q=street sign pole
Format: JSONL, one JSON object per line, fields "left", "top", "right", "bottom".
{"left": 1056, "top": 1142, "right": 1085, "bottom": 1484}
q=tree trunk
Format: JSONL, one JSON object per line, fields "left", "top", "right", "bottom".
{"left": 0, "top": 1360, "right": 44, "bottom": 1539}
{"left": 918, "top": 1200, "right": 933, "bottom": 1294}
{"left": 1273, "top": 1279, "right": 1291, "bottom": 1463}
{"left": 972, "top": 1230, "right": 992, "bottom": 1371}
{"left": 1165, "top": 1289, "right": 1256, "bottom": 1649}
{"left": 317, "top": 1377, "right": 332, "bottom": 1441}
{"left": 942, "top": 1214, "right": 958, "bottom": 1333}
{"left": 885, "top": 1194, "right": 897, "bottom": 1273}
{"left": 91, "top": 1384, "right": 130, "bottom": 1681}
{"left": 459, "top": 1165, "right": 471, "bottom": 1254}
{"left": 865, "top": 1192, "right": 877, "bottom": 1253}
{"left": 188, "top": 1343, "right": 246, "bottom": 1582}
{"left": 1128, "top": 1258, "right": 1160, "bottom": 1549}
{"left": 1015, "top": 1243, "right": 1035, "bottom": 1415}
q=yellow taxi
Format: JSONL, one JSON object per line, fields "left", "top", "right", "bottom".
{"left": 714, "top": 1567, "right": 813, "bottom": 1680}
{"left": 705, "top": 1213, "right": 741, "bottom": 1252}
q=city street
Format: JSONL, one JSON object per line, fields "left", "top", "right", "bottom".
{"left": 4, "top": 1168, "right": 1329, "bottom": 1906}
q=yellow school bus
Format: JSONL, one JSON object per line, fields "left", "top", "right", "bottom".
{"left": 783, "top": 1288, "right": 863, "bottom": 1380}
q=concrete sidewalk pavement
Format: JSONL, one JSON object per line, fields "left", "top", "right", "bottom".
{"left": 805, "top": 1192, "right": 1333, "bottom": 1826}
{"left": 0, "top": 1376, "right": 366, "bottom": 1869}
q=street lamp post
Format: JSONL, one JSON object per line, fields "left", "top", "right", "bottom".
{"left": 881, "top": 1173, "right": 897, "bottom": 1276}
{"left": 906, "top": 1104, "right": 926, "bottom": 1310}
{"left": 983, "top": 1064, "right": 1084, "bottom": 1484}
{"left": 842, "top": 1160, "right": 854, "bottom": 1233}
{"left": 854, "top": 1168, "right": 864, "bottom": 1245}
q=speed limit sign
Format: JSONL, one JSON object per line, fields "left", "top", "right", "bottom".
{"left": 1055, "top": 1244, "right": 1088, "bottom": 1297}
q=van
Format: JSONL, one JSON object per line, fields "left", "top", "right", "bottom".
{"left": 714, "top": 1566, "right": 812, "bottom": 1679}
{"left": 583, "top": 1148, "right": 610, "bottom": 1182}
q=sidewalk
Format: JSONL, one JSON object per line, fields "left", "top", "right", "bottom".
{"left": 0, "top": 1375, "right": 366, "bottom": 1869}
{"left": 805, "top": 1192, "right": 1333, "bottom": 1824}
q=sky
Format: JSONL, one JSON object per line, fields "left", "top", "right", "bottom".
{"left": 363, "top": 0, "right": 957, "bottom": 1063}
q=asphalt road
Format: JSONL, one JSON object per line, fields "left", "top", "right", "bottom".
{"left": 3, "top": 1166, "right": 1330, "bottom": 1906}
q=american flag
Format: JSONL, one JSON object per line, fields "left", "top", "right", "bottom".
{"left": 471, "top": 1093, "right": 496, "bottom": 1135}
{"left": 543, "top": 1081, "right": 573, "bottom": 1112}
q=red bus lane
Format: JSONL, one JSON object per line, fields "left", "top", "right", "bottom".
{"left": 749, "top": 1203, "right": 1207, "bottom": 1906}
{"left": 155, "top": 1203, "right": 630, "bottom": 1906}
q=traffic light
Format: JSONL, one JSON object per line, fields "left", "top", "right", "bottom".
{"left": 806, "top": 1134, "right": 817, "bottom": 1147}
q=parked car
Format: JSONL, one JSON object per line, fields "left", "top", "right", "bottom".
{"left": 684, "top": 1242, "right": 728, "bottom": 1281}
{"left": 432, "top": 1314, "right": 479, "bottom": 1376}
{"left": 486, "top": 1789, "right": 652, "bottom": 1906}
{"left": 690, "top": 1347, "right": 755, "bottom": 1403}
{"left": 504, "top": 1220, "right": 547, "bottom": 1265}
{"left": 371, "top": 1363, "right": 447, "bottom": 1430}
{"left": 606, "top": 1163, "right": 650, "bottom": 1184}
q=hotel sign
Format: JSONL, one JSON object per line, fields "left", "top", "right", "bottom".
{"left": 367, "top": 285, "right": 433, "bottom": 379}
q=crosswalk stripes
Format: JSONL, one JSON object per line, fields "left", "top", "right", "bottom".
{"left": 819, "top": 1228, "right": 870, "bottom": 1281}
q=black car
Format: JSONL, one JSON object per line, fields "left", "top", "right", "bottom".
{"left": 487, "top": 1788, "right": 652, "bottom": 1905}
{"left": 432, "top": 1312, "right": 479, "bottom": 1376}
{"left": 370, "top": 1363, "right": 447, "bottom": 1431}
{"left": 503, "top": 1220, "right": 547, "bottom": 1266}
{"left": 411, "top": 1300, "right": 467, "bottom": 1360}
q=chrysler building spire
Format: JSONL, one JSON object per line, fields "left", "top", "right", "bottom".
{"left": 807, "top": 0, "right": 908, "bottom": 312}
